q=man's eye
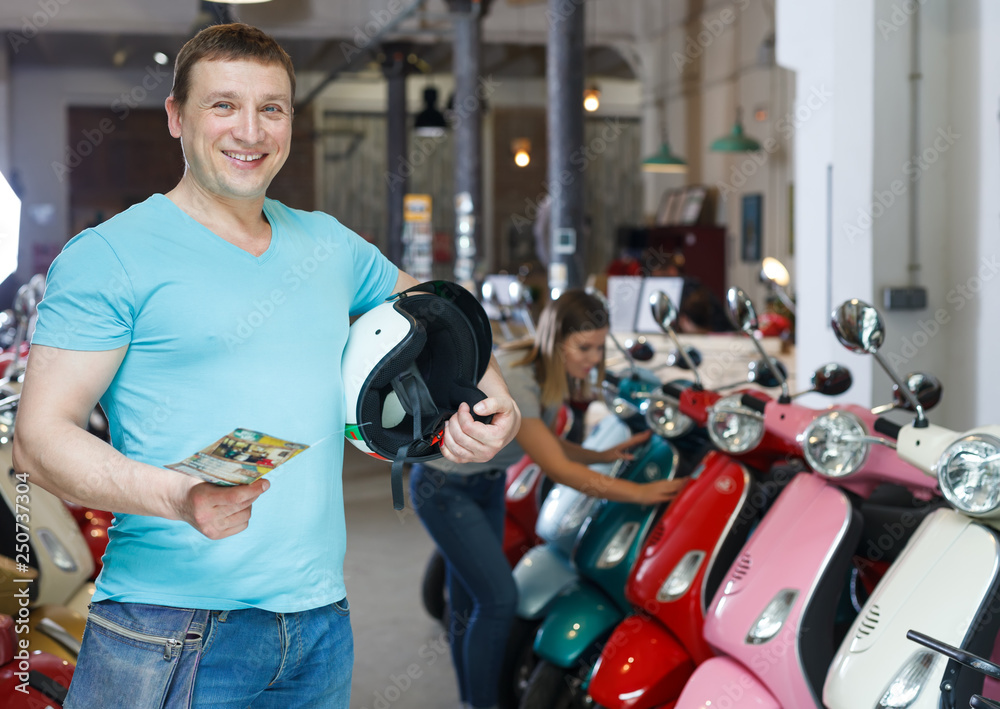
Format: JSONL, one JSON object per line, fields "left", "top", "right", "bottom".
{"left": 215, "top": 102, "right": 233, "bottom": 110}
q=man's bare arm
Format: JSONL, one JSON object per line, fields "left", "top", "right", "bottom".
{"left": 12, "top": 345, "right": 267, "bottom": 539}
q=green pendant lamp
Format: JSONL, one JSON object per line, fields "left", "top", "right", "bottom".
{"left": 641, "top": 141, "right": 687, "bottom": 173}
{"left": 711, "top": 107, "right": 762, "bottom": 152}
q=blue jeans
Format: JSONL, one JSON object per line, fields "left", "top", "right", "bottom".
{"left": 65, "top": 598, "right": 353, "bottom": 709}
{"left": 410, "top": 464, "right": 518, "bottom": 709}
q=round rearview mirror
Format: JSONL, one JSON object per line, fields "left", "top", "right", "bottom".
{"left": 666, "top": 346, "right": 703, "bottom": 370}
{"left": 894, "top": 372, "right": 942, "bottom": 412}
{"left": 811, "top": 363, "right": 853, "bottom": 396}
{"left": 831, "top": 299, "right": 885, "bottom": 354}
{"left": 760, "top": 257, "right": 791, "bottom": 288}
{"left": 747, "top": 357, "right": 788, "bottom": 388}
{"left": 650, "top": 291, "right": 679, "bottom": 331}
{"left": 726, "top": 287, "right": 759, "bottom": 333}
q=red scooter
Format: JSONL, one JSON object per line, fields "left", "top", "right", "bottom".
{"left": 0, "top": 613, "right": 74, "bottom": 709}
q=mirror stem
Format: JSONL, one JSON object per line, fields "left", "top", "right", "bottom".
{"left": 607, "top": 331, "right": 639, "bottom": 378}
{"left": 872, "top": 350, "right": 928, "bottom": 427}
{"left": 745, "top": 328, "right": 790, "bottom": 402}
{"left": 664, "top": 329, "right": 702, "bottom": 388}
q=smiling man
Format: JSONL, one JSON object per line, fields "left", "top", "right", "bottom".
{"left": 12, "top": 23, "right": 519, "bottom": 709}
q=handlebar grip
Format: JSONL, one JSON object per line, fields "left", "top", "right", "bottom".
{"left": 740, "top": 393, "right": 767, "bottom": 413}
{"left": 662, "top": 381, "right": 687, "bottom": 399}
{"left": 874, "top": 417, "right": 902, "bottom": 440}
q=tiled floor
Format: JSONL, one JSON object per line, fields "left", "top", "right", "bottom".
{"left": 343, "top": 446, "right": 461, "bottom": 709}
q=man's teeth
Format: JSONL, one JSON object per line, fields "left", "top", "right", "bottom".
{"left": 224, "top": 152, "right": 263, "bottom": 162}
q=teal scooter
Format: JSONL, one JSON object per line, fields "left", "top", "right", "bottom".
{"left": 497, "top": 358, "right": 711, "bottom": 709}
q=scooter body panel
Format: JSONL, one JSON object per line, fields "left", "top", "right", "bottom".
{"left": 533, "top": 413, "right": 629, "bottom": 555}
{"left": 704, "top": 473, "right": 854, "bottom": 709}
{"left": 514, "top": 413, "right": 631, "bottom": 619}
{"left": 627, "top": 450, "right": 753, "bottom": 664}
{"left": 572, "top": 435, "right": 675, "bottom": 609}
{"left": 676, "top": 655, "right": 781, "bottom": 709}
{"left": 532, "top": 581, "right": 623, "bottom": 669}
{"left": 588, "top": 613, "right": 696, "bottom": 709}
{"left": 824, "top": 508, "right": 1000, "bottom": 709}
{"left": 513, "top": 544, "right": 579, "bottom": 619}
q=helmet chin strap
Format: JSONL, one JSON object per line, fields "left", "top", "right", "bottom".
{"left": 390, "top": 368, "right": 436, "bottom": 511}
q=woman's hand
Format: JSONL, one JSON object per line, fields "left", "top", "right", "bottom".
{"left": 601, "top": 430, "right": 653, "bottom": 463}
{"left": 630, "top": 477, "right": 688, "bottom": 505}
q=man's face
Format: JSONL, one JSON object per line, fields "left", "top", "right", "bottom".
{"left": 166, "top": 58, "right": 293, "bottom": 202}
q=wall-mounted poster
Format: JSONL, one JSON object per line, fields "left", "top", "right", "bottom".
{"left": 741, "top": 193, "right": 763, "bottom": 263}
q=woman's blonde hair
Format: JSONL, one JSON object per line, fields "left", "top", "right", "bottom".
{"left": 505, "top": 289, "right": 609, "bottom": 407}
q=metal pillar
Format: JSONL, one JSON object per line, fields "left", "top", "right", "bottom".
{"left": 446, "top": 0, "right": 491, "bottom": 288}
{"left": 382, "top": 45, "right": 410, "bottom": 267}
{"left": 547, "top": 0, "right": 586, "bottom": 294}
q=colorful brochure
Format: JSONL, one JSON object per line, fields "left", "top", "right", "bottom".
{"left": 166, "top": 428, "right": 309, "bottom": 485}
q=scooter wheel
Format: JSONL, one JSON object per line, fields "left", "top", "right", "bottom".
{"left": 497, "top": 618, "right": 541, "bottom": 709}
{"left": 520, "top": 660, "right": 591, "bottom": 709}
{"left": 420, "top": 551, "right": 447, "bottom": 623}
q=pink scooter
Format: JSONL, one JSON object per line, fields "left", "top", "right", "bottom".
{"left": 674, "top": 287, "right": 943, "bottom": 709}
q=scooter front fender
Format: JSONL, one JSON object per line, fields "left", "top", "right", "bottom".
{"left": 513, "top": 544, "right": 577, "bottom": 620}
{"left": 533, "top": 583, "right": 622, "bottom": 669}
{"left": 588, "top": 614, "right": 695, "bottom": 709}
{"left": 676, "top": 656, "right": 781, "bottom": 709}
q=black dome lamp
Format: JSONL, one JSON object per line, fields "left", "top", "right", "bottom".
{"left": 414, "top": 87, "right": 448, "bottom": 138}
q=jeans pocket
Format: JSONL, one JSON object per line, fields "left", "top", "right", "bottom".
{"left": 332, "top": 597, "right": 350, "bottom": 616}
{"left": 66, "top": 601, "right": 208, "bottom": 709}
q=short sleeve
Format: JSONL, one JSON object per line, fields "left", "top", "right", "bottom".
{"left": 346, "top": 229, "right": 398, "bottom": 316}
{"left": 32, "top": 230, "right": 135, "bottom": 351}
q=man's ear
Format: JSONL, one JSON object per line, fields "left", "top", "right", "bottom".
{"left": 165, "top": 96, "right": 182, "bottom": 139}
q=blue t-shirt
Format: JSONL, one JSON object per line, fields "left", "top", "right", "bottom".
{"left": 32, "top": 194, "right": 398, "bottom": 612}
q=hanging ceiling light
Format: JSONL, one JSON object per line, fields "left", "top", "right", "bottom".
{"left": 414, "top": 87, "right": 448, "bottom": 138}
{"left": 512, "top": 138, "right": 531, "bottom": 168}
{"left": 583, "top": 86, "right": 601, "bottom": 112}
{"left": 641, "top": 142, "right": 687, "bottom": 173}
{"left": 711, "top": 107, "right": 762, "bottom": 152}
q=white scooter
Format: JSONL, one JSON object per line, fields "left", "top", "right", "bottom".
{"left": 822, "top": 298, "right": 1000, "bottom": 708}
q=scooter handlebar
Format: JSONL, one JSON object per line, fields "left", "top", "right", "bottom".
{"left": 906, "top": 629, "right": 1000, "bottom": 680}
{"left": 662, "top": 381, "right": 688, "bottom": 400}
{"left": 874, "top": 417, "right": 902, "bottom": 440}
{"left": 740, "top": 393, "right": 767, "bottom": 414}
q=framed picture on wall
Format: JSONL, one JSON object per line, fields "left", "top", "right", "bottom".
{"left": 741, "top": 193, "right": 763, "bottom": 262}
{"left": 679, "top": 186, "right": 707, "bottom": 225}
{"left": 655, "top": 190, "right": 678, "bottom": 225}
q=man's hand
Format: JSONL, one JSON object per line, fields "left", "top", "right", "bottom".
{"left": 177, "top": 478, "right": 270, "bottom": 540}
{"left": 439, "top": 396, "right": 521, "bottom": 465}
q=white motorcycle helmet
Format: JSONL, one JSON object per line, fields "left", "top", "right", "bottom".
{"left": 342, "top": 280, "right": 493, "bottom": 508}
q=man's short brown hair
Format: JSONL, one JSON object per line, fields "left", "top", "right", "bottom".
{"left": 171, "top": 23, "right": 296, "bottom": 106}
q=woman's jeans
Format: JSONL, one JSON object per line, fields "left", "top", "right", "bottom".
{"left": 410, "top": 464, "right": 518, "bottom": 709}
{"left": 65, "top": 597, "right": 353, "bottom": 709}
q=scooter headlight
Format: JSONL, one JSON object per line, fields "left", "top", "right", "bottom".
{"left": 876, "top": 650, "right": 938, "bottom": 707}
{"left": 801, "top": 410, "right": 870, "bottom": 478}
{"left": 643, "top": 394, "right": 694, "bottom": 440}
{"left": 657, "top": 550, "right": 706, "bottom": 602}
{"left": 597, "top": 521, "right": 640, "bottom": 569}
{"left": 936, "top": 434, "right": 1000, "bottom": 516}
{"left": 707, "top": 395, "right": 764, "bottom": 454}
{"left": 746, "top": 589, "right": 798, "bottom": 644}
